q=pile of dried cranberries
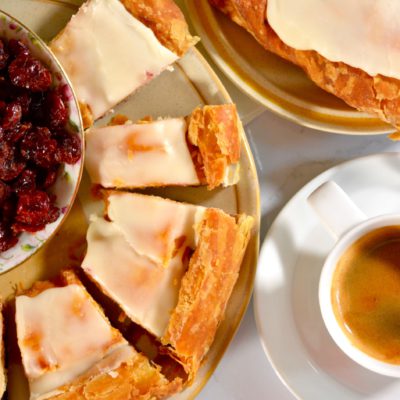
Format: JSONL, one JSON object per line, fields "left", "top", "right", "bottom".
{"left": 0, "top": 38, "right": 81, "bottom": 252}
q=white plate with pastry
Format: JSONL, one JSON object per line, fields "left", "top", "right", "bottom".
{"left": 254, "top": 153, "right": 400, "bottom": 400}
{"left": 185, "top": 0, "right": 397, "bottom": 135}
{"left": 0, "top": 1, "right": 260, "bottom": 399}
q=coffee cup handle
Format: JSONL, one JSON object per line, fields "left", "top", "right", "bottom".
{"left": 307, "top": 181, "right": 366, "bottom": 239}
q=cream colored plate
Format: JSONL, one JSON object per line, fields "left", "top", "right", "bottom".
{"left": 0, "top": 1, "right": 260, "bottom": 399}
{"left": 184, "top": 0, "right": 394, "bottom": 135}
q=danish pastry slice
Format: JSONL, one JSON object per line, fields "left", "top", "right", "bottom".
{"left": 210, "top": 0, "right": 400, "bottom": 129}
{"left": 15, "top": 270, "right": 181, "bottom": 400}
{"left": 85, "top": 104, "right": 241, "bottom": 190}
{"left": 81, "top": 191, "right": 253, "bottom": 381}
{"left": 50, "top": 0, "right": 198, "bottom": 128}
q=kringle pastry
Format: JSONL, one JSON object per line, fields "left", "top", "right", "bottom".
{"left": 50, "top": 0, "right": 198, "bottom": 128}
{"left": 15, "top": 270, "right": 181, "bottom": 400}
{"left": 209, "top": 0, "right": 400, "bottom": 128}
{"left": 85, "top": 104, "right": 241, "bottom": 190}
{"left": 81, "top": 191, "right": 253, "bottom": 381}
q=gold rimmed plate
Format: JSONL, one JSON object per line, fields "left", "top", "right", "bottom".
{"left": 184, "top": 0, "right": 394, "bottom": 135}
{"left": 0, "top": 1, "right": 260, "bottom": 399}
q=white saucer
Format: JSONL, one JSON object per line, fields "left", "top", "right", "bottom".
{"left": 254, "top": 153, "right": 400, "bottom": 400}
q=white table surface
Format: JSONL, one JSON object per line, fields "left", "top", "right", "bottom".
{"left": 197, "top": 97, "right": 400, "bottom": 400}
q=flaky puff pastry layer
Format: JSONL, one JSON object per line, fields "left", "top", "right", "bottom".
{"left": 18, "top": 270, "right": 182, "bottom": 400}
{"left": 210, "top": 0, "right": 400, "bottom": 129}
{"left": 119, "top": 0, "right": 198, "bottom": 57}
{"left": 162, "top": 209, "right": 253, "bottom": 382}
{"left": 187, "top": 104, "right": 241, "bottom": 190}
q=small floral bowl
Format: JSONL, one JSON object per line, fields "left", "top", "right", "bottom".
{"left": 0, "top": 10, "right": 84, "bottom": 273}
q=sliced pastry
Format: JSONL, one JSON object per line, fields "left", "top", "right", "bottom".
{"left": 50, "top": 0, "right": 198, "bottom": 127}
{"left": 210, "top": 0, "right": 400, "bottom": 128}
{"left": 15, "top": 270, "right": 181, "bottom": 400}
{"left": 81, "top": 191, "right": 253, "bottom": 380}
{"left": 85, "top": 104, "right": 241, "bottom": 190}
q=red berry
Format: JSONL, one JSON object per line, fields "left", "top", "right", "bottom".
{"left": 56, "top": 132, "right": 81, "bottom": 164}
{"left": 0, "top": 40, "right": 9, "bottom": 70}
{"left": 20, "top": 127, "right": 58, "bottom": 168}
{"left": 8, "top": 39, "right": 30, "bottom": 57}
{"left": 2, "top": 101, "right": 22, "bottom": 130}
{"left": 47, "top": 91, "right": 67, "bottom": 128}
{"left": 15, "top": 190, "right": 50, "bottom": 226}
{"left": 13, "top": 168, "right": 36, "bottom": 194}
{"left": 9, "top": 55, "right": 52, "bottom": 92}
{"left": 0, "top": 141, "right": 25, "bottom": 181}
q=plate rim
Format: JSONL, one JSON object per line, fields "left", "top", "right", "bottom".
{"left": 0, "top": 1, "right": 261, "bottom": 398}
{"left": 185, "top": 0, "right": 394, "bottom": 136}
{"left": 253, "top": 152, "right": 400, "bottom": 400}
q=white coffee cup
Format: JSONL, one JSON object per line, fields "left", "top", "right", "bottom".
{"left": 308, "top": 180, "right": 400, "bottom": 377}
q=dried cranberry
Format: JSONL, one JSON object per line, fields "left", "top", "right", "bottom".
{"left": 12, "top": 221, "right": 46, "bottom": 234}
{"left": 6, "top": 122, "right": 31, "bottom": 143}
{"left": 0, "top": 76, "right": 11, "bottom": 100}
{"left": 0, "top": 222, "right": 17, "bottom": 251}
{"left": 2, "top": 101, "right": 22, "bottom": 130}
{"left": 37, "top": 165, "right": 59, "bottom": 189}
{"left": 14, "top": 92, "right": 31, "bottom": 115}
{"left": 47, "top": 206, "right": 60, "bottom": 223}
{"left": 9, "top": 55, "right": 52, "bottom": 92}
{"left": 8, "top": 39, "right": 30, "bottom": 58}
{"left": 56, "top": 84, "right": 73, "bottom": 103}
{"left": 0, "top": 40, "right": 9, "bottom": 70}
{"left": 29, "top": 93, "right": 46, "bottom": 124}
{"left": 0, "top": 141, "right": 25, "bottom": 181}
{"left": 56, "top": 132, "right": 81, "bottom": 164}
{"left": 15, "top": 190, "right": 50, "bottom": 226}
{"left": 0, "top": 181, "right": 10, "bottom": 206}
{"left": 2, "top": 198, "right": 16, "bottom": 224}
{"left": 13, "top": 168, "right": 36, "bottom": 194}
{"left": 20, "top": 127, "right": 58, "bottom": 168}
{"left": 47, "top": 91, "right": 67, "bottom": 128}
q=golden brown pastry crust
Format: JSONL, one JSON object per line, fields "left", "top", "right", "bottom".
{"left": 162, "top": 209, "right": 253, "bottom": 381}
{"left": 18, "top": 270, "right": 181, "bottom": 400}
{"left": 209, "top": 0, "right": 400, "bottom": 128}
{"left": 119, "top": 0, "right": 198, "bottom": 56}
{"left": 187, "top": 104, "right": 241, "bottom": 190}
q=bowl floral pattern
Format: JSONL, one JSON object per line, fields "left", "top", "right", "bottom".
{"left": 0, "top": 11, "right": 84, "bottom": 273}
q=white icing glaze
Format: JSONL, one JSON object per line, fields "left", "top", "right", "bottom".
{"left": 267, "top": 0, "right": 400, "bottom": 79}
{"left": 107, "top": 192, "right": 205, "bottom": 266}
{"left": 85, "top": 119, "right": 200, "bottom": 187}
{"left": 82, "top": 217, "right": 189, "bottom": 338}
{"left": 222, "top": 163, "right": 240, "bottom": 187}
{"left": 16, "top": 285, "right": 133, "bottom": 399}
{"left": 50, "top": 0, "right": 178, "bottom": 119}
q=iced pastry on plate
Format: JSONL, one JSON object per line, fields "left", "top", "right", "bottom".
{"left": 210, "top": 0, "right": 400, "bottom": 128}
{"left": 85, "top": 104, "right": 241, "bottom": 190}
{"left": 81, "top": 191, "right": 253, "bottom": 381}
{"left": 50, "top": 0, "right": 198, "bottom": 128}
{"left": 15, "top": 270, "right": 181, "bottom": 400}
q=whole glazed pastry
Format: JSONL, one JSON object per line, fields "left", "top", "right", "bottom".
{"left": 210, "top": 0, "right": 400, "bottom": 129}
